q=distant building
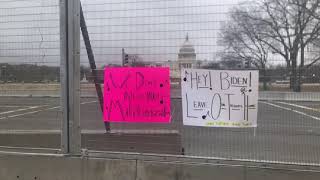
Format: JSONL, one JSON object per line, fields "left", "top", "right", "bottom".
{"left": 170, "top": 34, "right": 198, "bottom": 78}
{"left": 178, "top": 34, "right": 197, "bottom": 68}
{"left": 304, "top": 43, "right": 320, "bottom": 65}
{"left": 120, "top": 34, "right": 218, "bottom": 80}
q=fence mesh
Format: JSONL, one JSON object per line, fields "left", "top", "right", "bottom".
{"left": 1, "top": 0, "right": 320, "bottom": 164}
{"left": 79, "top": 0, "right": 320, "bottom": 165}
{"left": 0, "top": 0, "right": 61, "bottom": 149}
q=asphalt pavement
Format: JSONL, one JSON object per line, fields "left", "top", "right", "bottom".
{"left": 0, "top": 95, "right": 320, "bottom": 164}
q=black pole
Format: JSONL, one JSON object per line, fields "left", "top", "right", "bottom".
{"left": 80, "top": 3, "right": 110, "bottom": 132}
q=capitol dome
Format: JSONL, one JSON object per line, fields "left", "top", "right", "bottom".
{"left": 179, "top": 35, "right": 196, "bottom": 54}
{"left": 178, "top": 34, "right": 196, "bottom": 61}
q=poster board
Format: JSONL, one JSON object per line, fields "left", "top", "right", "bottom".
{"left": 181, "top": 69, "right": 258, "bottom": 127}
{"left": 103, "top": 67, "right": 171, "bottom": 123}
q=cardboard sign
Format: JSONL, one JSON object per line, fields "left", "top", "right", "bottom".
{"left": 103, "top": 67, "right": 171, "bottom": 123}
{"left": 181, "top": 69, "right": 258, "bottom": 127}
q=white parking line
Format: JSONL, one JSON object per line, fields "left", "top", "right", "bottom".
{"left": 80, "top": 100, "right": 98, "bottom": 105}
{"left": 0, "top": 100, "right": 98, "bottom": 120}
{"left": 0, "top": 106, "right": 46, "bottom": 115}
{"left": 276, "top": 101, "right": 319, "bottom": 112}
{"left": 0, "top": 106, "right": 26, "bottom": 108}
{"left": 261, "top": 101, "right": 320, "bottom": 121}
{"left": 1, "top": 106, "right": 60, "bottom": 119}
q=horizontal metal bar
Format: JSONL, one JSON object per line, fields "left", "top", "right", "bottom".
{"left": 0, "top": 146, "right": 61, "bottom": 154}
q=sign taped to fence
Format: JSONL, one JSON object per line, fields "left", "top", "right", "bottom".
{"left": 181, "top": 69, "right": 258, "bottom": 127}
{"left": 103, "top": 67, "right": 171, "bottom": 123}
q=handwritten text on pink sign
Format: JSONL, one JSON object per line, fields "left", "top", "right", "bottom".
{"left": 103, "top": 67, "right": 171, "bottom": 123}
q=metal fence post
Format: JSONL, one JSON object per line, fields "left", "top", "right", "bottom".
{"left": 60, "top": 0, "right": 81, "bottom": 154}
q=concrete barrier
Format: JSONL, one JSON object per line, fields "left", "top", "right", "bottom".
{"left": 0, "top": 152, "right": 136, "bottom": 180}
{"left": 0, "top": 152, "right": 320, "bottom": 180}
{"left": 0, "top": 132, "right": 182, "bottom": 155}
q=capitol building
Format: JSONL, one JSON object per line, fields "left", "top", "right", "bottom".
{"left": 169, "top": 34, "right": 198, "bottom": 78}
{"left": 125, "top": 34, "right": 211, "bottom": 79}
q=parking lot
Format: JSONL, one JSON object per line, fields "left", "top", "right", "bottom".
{"left": 0, "top": 95, "right": 320, "bottom": 164}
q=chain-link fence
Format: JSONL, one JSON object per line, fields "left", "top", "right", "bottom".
{"left": 1, "top": 0, "right": 320, "bottom": 165}
{"left": 0, "top": 0, "right": 61, "bottom": 150}
{"left": 79, "top": 0, "right": 320, "bottom": 165}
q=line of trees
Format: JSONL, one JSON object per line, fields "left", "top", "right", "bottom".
{"left": 0, "top": 64, "right": 94, "bottom": 83}
{"left": 0, "top": 64, "right": 59, "bottom": 83}
{"left": 219, "top": 0, "right": 320, "bottom": 91}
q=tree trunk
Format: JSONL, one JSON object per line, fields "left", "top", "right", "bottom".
{"left": 292, "top": 59, "right": 298, "bottom": 92}
{"left": 287, "top": 62, "right": 293, "bottom": 90}
{"left": 261, "top": 66, "right": 268, "bottom": 91}
{"left": 296, "top": 38, "right": 305, "bottom": 92}
{"left": 289, "top": 51, "right": 299, "bottom": 92}
{"left": 296, "top": 67, "right": 302, "bottom": 92}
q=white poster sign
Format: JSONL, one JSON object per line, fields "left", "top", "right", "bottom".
{"left": 181, "top": 69, "right": 259, "bottom": 127}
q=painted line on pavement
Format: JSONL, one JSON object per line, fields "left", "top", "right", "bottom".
{"left": 3, "top": 106, "right": 60, "bottom": 119}
{"left": 261, "top": 101, "right": 320, "bottom": 121}
{"left": 0, "top": 106, "right": 46, "bottom": 115}
{"left": 80, "top": 100, "right": 98, "bottom": 105}
{"left": 0, "top": 101, "right": 97, "bottom": 120}
{"left": 0, "top": 106, "right": 28, "bottom": 108}
{"left": 276, "top": 101, "right": 320, "bottom": 112}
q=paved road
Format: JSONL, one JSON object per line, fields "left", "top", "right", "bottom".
{"left": 0, "top": 96, "right": 320, "bottom": 164}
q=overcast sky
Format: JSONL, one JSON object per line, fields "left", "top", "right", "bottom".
{"left": 0, "top": 0, "right": 245, "bottom": 66}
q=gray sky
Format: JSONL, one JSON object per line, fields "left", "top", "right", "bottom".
{"left": 0, "top": 0, "right": 244, "bottom": 66}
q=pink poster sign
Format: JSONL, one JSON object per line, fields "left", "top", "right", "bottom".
{"left": 103, "top": 67, "right": 171, "bottom": 123}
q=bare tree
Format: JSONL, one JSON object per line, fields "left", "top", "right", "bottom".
{"left": 220, "top": 0, "right": 320, "bottom": 92}
{"left": 219, "top": 6, "right": 270, "bottom": 90}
